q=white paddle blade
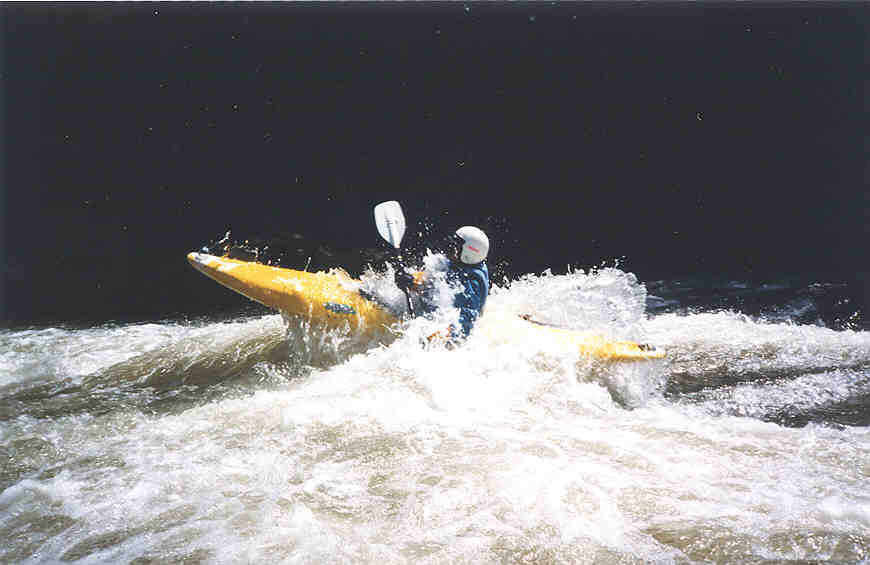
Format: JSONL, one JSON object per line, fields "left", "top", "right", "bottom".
{"left": 374, "top": 200, "right": 406, "bottom": 249}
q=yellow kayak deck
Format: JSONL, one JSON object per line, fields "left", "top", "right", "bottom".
{"left": 481, "top": 311, "right": 665, "bottom": 362}
{"left": 519, "top": 315, "right": 665, "bottom": 361}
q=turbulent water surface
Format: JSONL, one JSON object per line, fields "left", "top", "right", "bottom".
{"left": 2, "top": 268, "right": 869, "bottom": 564}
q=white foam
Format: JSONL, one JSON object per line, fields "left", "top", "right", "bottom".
{"left": 3, "top": 270, "right": 870, "bottom": 564}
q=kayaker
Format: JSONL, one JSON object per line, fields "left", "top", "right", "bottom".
{"left": 394, "top": 226, "right": 490, "bottom": 345}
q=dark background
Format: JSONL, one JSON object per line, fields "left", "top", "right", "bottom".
{"left": 3, "top": 2, "right": 868, "bottom": 326}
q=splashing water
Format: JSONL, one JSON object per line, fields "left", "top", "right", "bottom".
{"left": 2, "top": 269, "right": 869, "bottom": 564}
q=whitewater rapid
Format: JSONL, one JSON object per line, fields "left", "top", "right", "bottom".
{"left": 2, "top": 268, "right": 869, "bottom": 563}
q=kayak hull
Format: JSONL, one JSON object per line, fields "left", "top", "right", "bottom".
{"left": 187, "top": 253, "right": 665, "bottom": 361}
{"left": 186, "top": 253, "right": 398, "bottom": 334}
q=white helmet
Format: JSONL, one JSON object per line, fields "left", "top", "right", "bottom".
{"left": 455, "top": 226, "right": 489, "bottom": 264}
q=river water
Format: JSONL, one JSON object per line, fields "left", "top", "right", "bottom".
{"left": 2, "top": 268, "right": 869, "bottom": 564}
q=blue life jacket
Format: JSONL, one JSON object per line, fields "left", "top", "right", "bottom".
{"left": 445, "top": 260, "right": 489, "bottom": 337}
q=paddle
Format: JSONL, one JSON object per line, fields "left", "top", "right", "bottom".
{"left": 374, "top": 200, "right": 414, "bottom": 315}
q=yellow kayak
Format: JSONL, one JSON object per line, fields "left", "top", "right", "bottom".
{"left": 187, "top": 252, "right": 664, "bottom": 361}
{"left": 186, "top": 252, "right": 398, "bottom": 335}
